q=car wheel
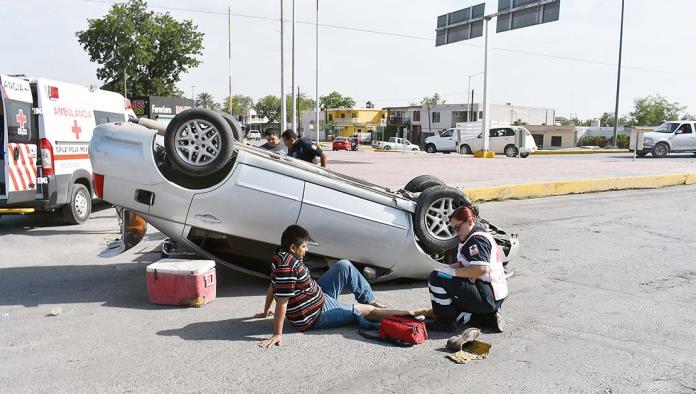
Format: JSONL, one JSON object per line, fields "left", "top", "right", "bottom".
{"left": 636, "top": 151, "right": 648, "bottom": 157}
{"left": 217, "top": 112, "right": 242, "bottom": 142}
{"left": 460, "top": 145, "right": 472, "bottom": 154}
{"left": 652, "top": 142, "right": 669, "bottom": 158}
{"left": 63, "top": 183, "right": 91, "bottom": 225}
{"left": 383, "top": 145, "right": 391, "bottom": 150}
{"left": 425, "top": 144, "right": 437, "bottom": 154}
{"left": 504, "top": 145, "right": 519, "bottom": 158}
{"left": 404, "top": 175, "right": 446, "bottom": 193}
{"left": 164, "top": 108, "right": 234, "bottom": 177}
{"left": 520, "top": 152, "right": 530, "bottom": 158}
{"left": 412, "top": 147, "right": 419, "bottom": 151}
{"left": 414, "top": 186, "right": 471, "bottom": 255}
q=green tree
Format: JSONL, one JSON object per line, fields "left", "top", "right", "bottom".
{"left": 222, "top": 94, "right": 254, "bottom": 116}
{"left": 513, "top": 119, "right": 528, "bottom": 126}
{"left": 599, "top": 112, "right": 628, "bottom": 127}
{"left": 76, "top": 0, "right": 204, "bottom": 96}
{"left": 319, "top": 91, "right": 355, "bottom": 109}
{"left": 195, "top": 92, "right": 219, "bottom": 110}
{"left": 681, "top": 113, "right": 696, "bottom": 121}
{"left": 420, "top": 93, "right": 446, "bottom": 107}
{"left": 628, "top": 95, "right": 685, "bottom": 126}
{"left": 286, "top": 93, "right": 316, "bottom": 122}
{"left": 254, "top": 95, "right": 281, "bottom": 124}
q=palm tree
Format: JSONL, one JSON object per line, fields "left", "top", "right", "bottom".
{"left": 195, "top": 92, "right": 218, "bottom": 109}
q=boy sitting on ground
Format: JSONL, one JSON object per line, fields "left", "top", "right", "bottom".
{"left": 257, "top": 224, "right": 423, "bottom": 348}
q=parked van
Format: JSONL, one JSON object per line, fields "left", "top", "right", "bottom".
{"left": 1, "top": 74, "right": 135, "bottom": 223}
{"left": 459, "top": 126, "right": 538, "bottom": 157}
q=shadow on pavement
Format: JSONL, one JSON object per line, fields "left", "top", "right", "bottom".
{"left": 157, "top": 316, "right": 272, "bottom": 342}
{"left": 0, "top": 260, "right": 271, "bottom": 309}
{"left": 610, "top": 154, "right": 696, "bottom": 160}
{"left": 0, "top": 202, "right": 116, "bottom": 235}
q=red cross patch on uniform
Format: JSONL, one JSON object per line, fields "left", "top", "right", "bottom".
{"left": 469, "top": 244, "right": 479, "bottom": 256}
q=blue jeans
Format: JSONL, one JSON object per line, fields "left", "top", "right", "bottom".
{"left": 313, "top": 260, "right": 379, "bottom": 330}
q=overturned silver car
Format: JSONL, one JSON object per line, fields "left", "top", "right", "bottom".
{"left": 89, "top": 109, "right": 519, "bottom": 282}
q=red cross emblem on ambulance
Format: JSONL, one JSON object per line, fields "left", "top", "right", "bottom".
{"left": 72, "top": 120, "right": 82, "bottom": 140}
{"left": 16, "top": 109, "right": 27, "bottom": 129}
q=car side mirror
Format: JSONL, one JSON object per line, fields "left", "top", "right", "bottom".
{"left": 675, "top": 129, "right": 683, "bottom": 135}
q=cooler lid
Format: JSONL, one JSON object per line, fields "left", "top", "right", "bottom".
{"left": 146, "top": 259, "right": 216, "bottom": 275}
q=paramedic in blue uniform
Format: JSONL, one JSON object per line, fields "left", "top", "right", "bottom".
{"left": 281, "top": 129, "right": 328, "bottom": 168}
{"left": 427, "top": 204, "right": 509, "bottom": 333}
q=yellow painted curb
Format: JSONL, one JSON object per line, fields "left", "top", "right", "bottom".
{"left": 532, "top": 149, "right": 628, "bottom": 155}
{"left": 473, "top": 151, "right": 496, "bottom": 158}
{"left": 0, "top": 208, "right": 35, "bottom": 215}
{"left": 461, "top": 173, "right": 696, "bottom": 202}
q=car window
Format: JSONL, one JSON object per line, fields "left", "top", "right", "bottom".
{"left": 441, "top": 129, "right": 453, "bottom": 137}
{"left": 678, "top": 124, "right": 693, "bottom": 134}
{"left": 505, "top": 128, "right": 515, "bottom": 137}
{"left": 489, "top": 129, "right": 498, "bottom": 138}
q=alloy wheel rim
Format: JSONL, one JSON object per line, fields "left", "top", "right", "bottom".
{"left": 425, "top": 197, "right": 456, "bottom": 240}
{"left": 75, "top": 191, "right": 88, "bottom": 218}
{"left": 174, "top": 119, "right": 222, "bottom": 166}
{"left": 506, "top": 146, "right": 516, "bottom": 156}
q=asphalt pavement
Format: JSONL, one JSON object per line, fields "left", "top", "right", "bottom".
{"left": 1, "top": 186, "right": 695, "bottom": 392}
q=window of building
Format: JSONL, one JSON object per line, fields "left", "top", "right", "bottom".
{"left": 413, "top": 111, "right": 420, "bottom": 121}
{"left": 533, "top": 134, "right": 543, "bottom": 148}
{"left": 432, "top": 112, "right": 441, "bottom": 123}
{"left": 453, "top": 111, "right": 467, "bottom": 123}
{"left": 479, "top": 111, "right": 483, "bottom": 119}
{"left": 351, "top": 112, "right": 357, "bottom": 118}
{"left": 340, "top": 113, "right": 345, "bottom": 118}
{"left": 381, "top": 113, "right": 385, "bottom": 119}
{"left": 551, "top": 136, "right": 562, "bottom": 147}
{"left": 328, "top": 114, "right": 333, "bottom": 121}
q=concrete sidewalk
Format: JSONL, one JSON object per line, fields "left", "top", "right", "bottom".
{"left": 326, "top": 150, "right": 696, "bottom": 201}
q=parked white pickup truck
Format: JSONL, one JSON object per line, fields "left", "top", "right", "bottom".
{"left": 424, "top": 128, "right": 480, "bottom": 153}
{"left": 375, "top": 137, "right": 420, "bottom": 151}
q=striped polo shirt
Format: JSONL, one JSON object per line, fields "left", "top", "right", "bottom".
{"left": 271, "top": 250, "right": 325, "bottom": 331}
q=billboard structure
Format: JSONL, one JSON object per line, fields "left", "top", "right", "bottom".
{"left": 435, "top": 0, "right": 561, "bottom": 154}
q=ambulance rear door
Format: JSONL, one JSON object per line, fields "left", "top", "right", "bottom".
{"left": 1, "top": 75, "right": 38, "bottom": 204}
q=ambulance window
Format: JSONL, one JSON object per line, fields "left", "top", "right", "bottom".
{"left": 94, "top": 110, "right": 126, "bottom": 125}
{"left": 0, "top": 103, "right": 4, "bottom": 145}
{"left": 5, "top": 100, "right": 33, "bottom": 144}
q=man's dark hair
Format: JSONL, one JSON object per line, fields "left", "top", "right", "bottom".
{"left": 264, "top": 127, "right": 280, "bottom": 137}
{"left": 281, "top": 129, "right": 298, "bottom": 140}
{"left": 281, "top": 225, "right": 310, "bottom": 251}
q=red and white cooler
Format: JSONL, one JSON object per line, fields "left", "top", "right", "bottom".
{"left": 146, "top": 259, "right": 216, "bottom": 307}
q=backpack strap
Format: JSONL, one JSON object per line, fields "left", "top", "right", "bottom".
{"left": 358, "top": 328, "right": 414, "bottom": 348}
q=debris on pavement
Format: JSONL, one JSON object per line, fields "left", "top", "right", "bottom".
{"left": 446, "top": 340, "right": 492, "bottom": 364}
{"left": 49, "top": 307, "right": 62, "bottom": 317}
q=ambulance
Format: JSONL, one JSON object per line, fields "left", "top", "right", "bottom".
{"left": 0, "top": 74, "right": 135, "bottom": 224}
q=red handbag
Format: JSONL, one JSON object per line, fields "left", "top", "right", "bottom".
{"left": 361, "top": 316, "right": 428, "bottom": 346}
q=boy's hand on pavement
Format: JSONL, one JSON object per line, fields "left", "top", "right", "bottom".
{"left": 254, "top": 310, "right": 274, "bottom": 318}
{"left": 259, "top": 334, "right": 283, "bottom": 348}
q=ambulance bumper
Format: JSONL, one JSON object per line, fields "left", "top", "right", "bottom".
{"left": 0, "top": 174, "right": 70, "bottom": 211}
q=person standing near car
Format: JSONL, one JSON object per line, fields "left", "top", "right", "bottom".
{"left": 260, "top": 128, "right": 287, "bottom": 154}
{"left": 426, "top": 204, "right": 508, "bottom": 333}
{"left": 282, "top": 129, "right": 328, "bottom": 168}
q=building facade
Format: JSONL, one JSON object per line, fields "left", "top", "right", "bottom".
{"left": 324, "top": 108, "right": 386, "bottom": 138}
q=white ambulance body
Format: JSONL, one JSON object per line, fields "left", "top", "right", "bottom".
{"left": 0, "top": 74, "right": 135, "bottom": 223}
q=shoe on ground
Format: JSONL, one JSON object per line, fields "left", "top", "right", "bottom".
{"left": 368, "top": 299, "right": 389, "bottom": 309}
{"left": 504, "top": 268, "right": 515, "bottom": 279}
{"left": 491, "top": 310, "right": 506, "bottom": 333}
{"left": 426, "top": 319, "right": 457, "bottom": 333}
{"left": 446, "top": 327, "right": 481, "bottom": 352}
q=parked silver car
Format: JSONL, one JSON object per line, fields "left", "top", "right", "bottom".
{"left": 89, "top": 109, "right": 519, "bottom": 281}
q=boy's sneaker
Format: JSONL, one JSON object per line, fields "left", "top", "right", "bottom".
{"left": 446, "top": 327, "right": 481, "bottom": 352}
{"left": 368, "top": 300, "right": 389, "bottom": 309}
{"left": 426, "top": 319, "right": 457, "bottom": 333}
{"left": 490, "top": 310, "right": 506, "bottom": 333}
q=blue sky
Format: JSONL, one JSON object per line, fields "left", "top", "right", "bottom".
{"left": 1, "top": 0, "right": 694, "bottom": 119}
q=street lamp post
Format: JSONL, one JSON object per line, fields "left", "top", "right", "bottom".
{"left": 291, "top": 0, "right": 297, "bottom": 132}
{"left": 280, "top": 0, "right": 287, "bottom": 131}
{"left": 314, "top": 0, "right": 320, "bottom": 143}
{"left": 612, "top": 0, "right": 626, "bottom": 148}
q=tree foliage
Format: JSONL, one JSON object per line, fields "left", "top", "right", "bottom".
{"left": 195, "top": 92, "right": 219, "bottom": 110}
{"left": 254, "top": 95, "right": 281, "bottom": 124}
{"left": 222, "top": 94, "right": 254, "bottom": 116}
{"left": 287, "top": 93, "right": 316, "bottom": 122}
{"left": 420, "top": 93, "right": 446, "bottom": 107}
{"left": 319, "top": 91, "right": 355, "bottom": 109}
{"left": 628, "top": 95, "right": 685, "bottom": 126}
{"left": 76, "top": 0, "right": 204, "bottom": 96}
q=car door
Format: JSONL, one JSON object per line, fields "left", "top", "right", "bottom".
{"left": 296, "top": 182, "right": 409, "bottom": 268}
{"left": 1, "top": 75, "right": 38, "bottom": 204}
{"left": 672, "top": 123, "right": 695, "bottom": 151}
{"left": 186, "top": 163, "right": 304, "bottom": 246}
{"left": 488, "top": 129, "right": 502, "bottom": 152}
{"left": 436, "top": 129, "right": 454, "bottom": 151}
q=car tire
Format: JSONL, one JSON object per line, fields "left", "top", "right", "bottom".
{"left": 217, "top": 112, "right": 243, "bottom": 142}
{"left": 412, "top": 148, "right": 419, "bottom": 151}
{"left": 504, "top": 145, "right": 518, "bottom": 157}
{"left": 164, "top": 108, "right": 234, "bottom": 177}
{"left": 520, "top": 152, "right": 530, "bottom": 158}
{"left": 63, "top": 183, "right": 92, "bottom": 225}
{"left": 652, "top": 142, "right": 669, "bottom": 158}
{"left": 636, "top": 151, "right": 648, "bottom": 157}
{"left": 425, "top": 144, "right": 437, "bottom": 154}
{"left": 404, "top": 175, "right": 446, "bottom": 193}
{"left": 414, "top": 186, "right": 471, "bottom": 255}
{"left": 460, "top": 145, "right": 472, "bottom": 154}
{"left": 383, "top": 145, "right": 391, "bottom": 150}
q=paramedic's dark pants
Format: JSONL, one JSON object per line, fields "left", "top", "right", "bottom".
{"left": 428, "top": 271, "right": 503, "bottom": 322}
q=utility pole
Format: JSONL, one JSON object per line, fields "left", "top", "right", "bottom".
{"left": 612, "top": 0, "right": 625, "bottom": 148}
{"left": 481, "top": 17, "right": 491, "bottom": 152}
{"left": 227, "top": 6, "right": 233, "bottom": 113}
{"left": 297, "top": 85, "right": 301, "bottom": 135}
{"left": 280, "top": 0, "right": 287, "bottom": 131}
{"left": 123, "top": 69, "right": 127, "bottom": 98}
{"left": 315, "top": 0, "right": 320, "bottom": 143}
{"left": 291, "top": 0, "right": 297, "bottom": 132}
